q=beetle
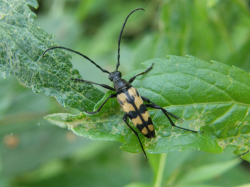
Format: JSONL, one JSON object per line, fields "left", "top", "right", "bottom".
{"left": 42, "top": 8, "right": 202, "bottom": 160}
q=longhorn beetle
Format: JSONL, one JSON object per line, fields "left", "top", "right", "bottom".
{"left": 42, "top": 8, "right": 202, "bottom": 160}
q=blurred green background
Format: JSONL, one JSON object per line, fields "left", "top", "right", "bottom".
{"left": 1, "top": 0, "right": 250, "bottom": 186}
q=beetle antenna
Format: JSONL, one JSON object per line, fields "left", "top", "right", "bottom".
{"left": 116, "top": 8, "right": 145, "bottom": 71}
{"left": 42, "top": 46, "right": 110, "bottom": 74}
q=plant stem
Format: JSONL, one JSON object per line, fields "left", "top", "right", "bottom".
{"left": 154, "top": 153, "right": 167, "bottom": 187}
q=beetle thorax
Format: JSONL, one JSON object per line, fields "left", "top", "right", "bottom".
{"left": 109, "top": 71, "right": 129, "bottom": 91}
{"left": 113, "top": 78, "right": 130, "bottom": 92}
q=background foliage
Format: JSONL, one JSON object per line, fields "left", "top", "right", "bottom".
{"left": 1, "top": 0, "right": 250, "bottom": 186}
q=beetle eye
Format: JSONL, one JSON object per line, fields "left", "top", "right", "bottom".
{"left": 108, "top": 74, "right": 113, "bottom": 81}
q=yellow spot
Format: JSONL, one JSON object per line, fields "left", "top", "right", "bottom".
{"left": 148, "top": 124, "right": 154, "bottom": 131}
{"left": 117, "top": 93, "right": 135, "bottom": 113}
{"left": 141, "top": 111, "right": 149, "bottom": 121}
{"left": 128, "top": 87, "right": 137, "bottom": 97}
{"left": 132, "top": 116, "right": 143, "bottom": 125}
{"left": 123, "top": 103, "right": 135, "bottom": 113}
{"left": 141, "top": 127, "right": 148, "bottom": 135}
{"left": 134, "top": 98, "right": 143, "bottom": 110}
{"left": 117, "top": 93, "right": 127, "bottom": 103}
{"left": 127, "top": 87, "right": 144, "bottom": 109}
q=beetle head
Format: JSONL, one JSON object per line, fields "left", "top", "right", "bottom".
{"left": 109, "top": 71, "right": 122, "bottom": 82}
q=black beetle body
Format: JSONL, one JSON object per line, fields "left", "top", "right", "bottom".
{"left": 42, "top": 8, "right": 201, "bottom": 160}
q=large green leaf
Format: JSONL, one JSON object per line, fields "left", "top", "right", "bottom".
{"left": 0, "top": 0, "right": 103, "bottom": 111}
{"left": 1, "top": 0, "right": 250, "bottom": 161}
{"left": 45, "top": 56, "right": 250, "bottom": 160}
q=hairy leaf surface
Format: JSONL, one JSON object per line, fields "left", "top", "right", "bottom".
{"left": 46, "top": 56, "right": 250, "bottom": 160}
{"left": 0, "top": 0, "right": 103, "bottom": 111}
{"left": 1, "top": 0, "right": 250, "bottom": 161}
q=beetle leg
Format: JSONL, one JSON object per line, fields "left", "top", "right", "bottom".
{"left": 83, "top": 94, "right": 117, "bottom": 114}
{"left": 72, "top": 78, "right": 115, "bottom": 91}
{"left": 123, "top": 114, "right": 148, "bottom": 161}
{"left": 129, "top": 63, "right": 154, "bottom": 84}
{"left": 141, "top": 96, "right": 203, "bottom": 133}
{"left": 141, "top": 96, "right": 181, "bottom": 120}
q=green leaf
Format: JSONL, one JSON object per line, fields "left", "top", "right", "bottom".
{"left": 45, "top": 56, "right": 250, "bottom": 160}
{"left": 124, "top": 182, "right": 151, "bottom": 187}
{"left": 2, "top": 0, "right": 250, "bottom": 161}
{"left": 0, "top": 0, "right": 103, "bottom": 111}
{"left": 176, "top": 158, "right": 241, "bottom": 185}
